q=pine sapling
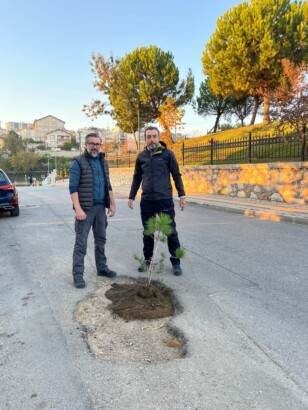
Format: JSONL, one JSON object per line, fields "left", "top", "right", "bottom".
{"left": 134, "top": 213, "right": 185, "bottom": 287}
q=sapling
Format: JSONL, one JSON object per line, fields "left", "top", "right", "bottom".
{"left": 134, "top": 213, "right": 185, "bottom": 287}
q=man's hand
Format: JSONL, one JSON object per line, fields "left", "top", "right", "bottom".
{"left": 71, "top": 193, "right": 86, "bottom": 220}
{"left": 108, "top": 203, "right": 116, "bottom": 217}
{"left": 128, "top": 199, "right": 134, "bottom": 209}
{"left": 179, "top": 197, "right": 186, "bottom": 211}
{"left": 75, "top": 208, "right": 87, "bottom": 220}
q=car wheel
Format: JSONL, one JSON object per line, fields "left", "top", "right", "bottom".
{"left": 11, "top": 206, "right": 20, "bottom": 217}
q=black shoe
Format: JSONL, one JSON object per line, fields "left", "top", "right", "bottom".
{"left": 138, "top": 260, "right": 150, "bottom": 272}
{"left": 97, "top": 267, "right": 117, "bottom": 278}
{"left": 173, "top": 265, "right": 182, "bottom": 276}
{"left": 74, "top": 277, "right": 85, "bottom": 288}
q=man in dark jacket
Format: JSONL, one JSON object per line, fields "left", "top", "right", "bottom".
{"left": 128, "top": 126, "right": 186, "bottom": 276}
{"left": 69, "top": 132, "right": 116, "bottom": 288}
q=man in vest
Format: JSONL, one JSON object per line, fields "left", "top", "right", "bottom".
{"left": 128, "top": 126, "right": 186, "bottom": 276}
{"left": 69, "top": 132, "right": 116, "bottom": 288}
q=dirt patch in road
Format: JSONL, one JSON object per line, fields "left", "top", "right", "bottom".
{"left": 74, "top": 277, "right": 186, "bottom": 363}
{"left": 105, "top": 281, "right": 175, "bottom": 321}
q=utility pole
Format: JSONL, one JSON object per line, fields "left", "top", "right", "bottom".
{"left": 54, "top": 154, "right": 57, "bottom": 176}
{"left": 78, "top": 130, "right": 82, "bottom": 154}
{"left": 138, "top": 107, "right": 140, "bottom": 152}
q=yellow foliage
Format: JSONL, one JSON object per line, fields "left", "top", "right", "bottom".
{"left": 158, "top": 98, "right": 185, "bottom": 147}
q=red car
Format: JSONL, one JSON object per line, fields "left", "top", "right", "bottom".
{"left": 0, "top": 169, "right": 19, "bottom": 217}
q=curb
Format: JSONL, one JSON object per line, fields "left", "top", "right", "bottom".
{"left": 183, "top": 198, "right": 308, "bottom": 226}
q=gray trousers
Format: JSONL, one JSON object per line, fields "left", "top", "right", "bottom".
{"left": 72, "top": 205, "right": 107, "bottom": 279}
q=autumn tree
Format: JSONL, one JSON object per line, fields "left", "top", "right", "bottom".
{"left": 270, "top": 59, "right": 308, "bottom": 139}
{"left": 202, "top": 0, "right": 308, "bottom": 124}
{"left": 119, "top": 139, "right": 131, "bottom": 155}
{"left": 102, "top": 141, "right": 116, "bottom": 154}
{"left": 157, "top": 98, "right": 185, "bottom": 146}
{"left": 195, "top": 78, "right": 234, "bottom": 133}
{"left": 84, "top": 46, "right": 194, "bottom": 149}
{"left": 83, "top": 53, "right": 119, "bottom": 119}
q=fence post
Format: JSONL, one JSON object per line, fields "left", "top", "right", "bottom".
{"left": 210, "top": 138, "right": 213, "bottom": 165}
{"left": 116, "top": 153, "right": 118, "bottom": 168}
{"left": 302, "top": 125, "right": 306, "bottom": 162}
{"left": 182, "top": 142, "right": 185, "bottom": 166}
{"left": 248, "top": 132, "right": 252, "bottom": 164}
{"left": 128, "top": 151, "right": 130, "bottom": 168}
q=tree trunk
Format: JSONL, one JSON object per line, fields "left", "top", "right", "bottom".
{"left": 213, "top": 114, "right": 221, "bottom": 133}
{"left": 250, "top": 95, "right": 259, "bottom": 125}
{"left": 132, "top": 128, "right": 138, "bottom": 151}
{"left": 263, "top": 84, "right": 270, "bottom": 123}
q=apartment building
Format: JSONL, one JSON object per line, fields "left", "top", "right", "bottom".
{"left": 0, "top": 120, "right": 5, "bottom": 148}
{"left": 5, "top": 121, "right": 33, "bottom": 131}
{"left": 18, "top": 128, "right": 35, "bottom": 140}
{"left": 0, "top": 122, "right": 6, "bottom": 138}
{"left": 4, "top": 121, "right": 34, "bottom": 140}
{"left": 33, "top": 115, "right": 65, "bottom": 142}
{"left": 46, "top": 129, "right": 72, "bottom": 148}
{"left": 76, "top": 127, "right": 111, "bottom": 150}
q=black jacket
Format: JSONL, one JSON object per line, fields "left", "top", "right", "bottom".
{"left": 129, "top": 146, "right": 185, "bottom": 201}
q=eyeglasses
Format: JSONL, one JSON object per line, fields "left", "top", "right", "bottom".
{"left": 87, "top": 142, "right": 101, "bottom": 147}
{"left": 146, "top": 134, "right": 159, "bottom": 139}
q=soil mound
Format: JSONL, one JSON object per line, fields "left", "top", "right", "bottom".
{"left": 105, "top": 280, "right": 175, "bottom": 321}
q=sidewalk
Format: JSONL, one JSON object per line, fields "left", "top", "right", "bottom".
{"left": 57, "top": 181, "right": 308, "bottom": 226}
{"left": 182, "top": 193, "right": 308, "bottom": 226}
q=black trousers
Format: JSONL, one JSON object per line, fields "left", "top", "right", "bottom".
{"left": 140, "top": 198, "right": 181, "bottom": 266}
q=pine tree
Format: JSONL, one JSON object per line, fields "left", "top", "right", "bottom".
{"left": 202, "top": 0, "right": 307, "bottom": 123}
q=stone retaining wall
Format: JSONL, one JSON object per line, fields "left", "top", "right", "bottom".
{"left": 110, "top": 162, "right": 308, "bottom": 204}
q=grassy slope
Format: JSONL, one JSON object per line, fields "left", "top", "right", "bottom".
{"left": 180, "top": 122, "right": 275, "bottom": 147}
{"left": 171, "top": 122, "right": 303, "bottom": 164}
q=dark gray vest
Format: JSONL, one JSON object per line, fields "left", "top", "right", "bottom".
{"left": 74, "top": 152, "right": 111, "bottom": 211}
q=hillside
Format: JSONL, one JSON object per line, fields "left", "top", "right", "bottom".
{"left": 180, "top": 122, "right": 277, "bottom": 147}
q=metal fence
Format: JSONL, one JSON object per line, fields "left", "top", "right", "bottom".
{"left": 179, "top": 132, "right": 307, "bottom": 166}
{"left": 105, "top": 152, "right": 138, "bottom": 168}
{"left": 106, "top": 132, "right": 307, "bottom": 168}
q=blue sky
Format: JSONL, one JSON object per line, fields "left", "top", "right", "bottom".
{"left": 1, "top": 0, "right": 243, "bottom": 136}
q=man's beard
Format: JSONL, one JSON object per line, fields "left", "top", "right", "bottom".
{"left": 148, "top": 143, "right": 158, "bottom": 151}
{"left": 87, "top": 148, "right": 99, "bottom": 158}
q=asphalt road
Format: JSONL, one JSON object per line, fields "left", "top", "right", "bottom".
{"left": 0, "top": 185, "right": 307, "bottom": 410}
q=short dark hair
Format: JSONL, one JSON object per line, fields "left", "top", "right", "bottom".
{"left": 85, "top": 132, "right": 101, "bottom": 143}
{"left": 144, "top": 126, "right": 160, "bottom": 139}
